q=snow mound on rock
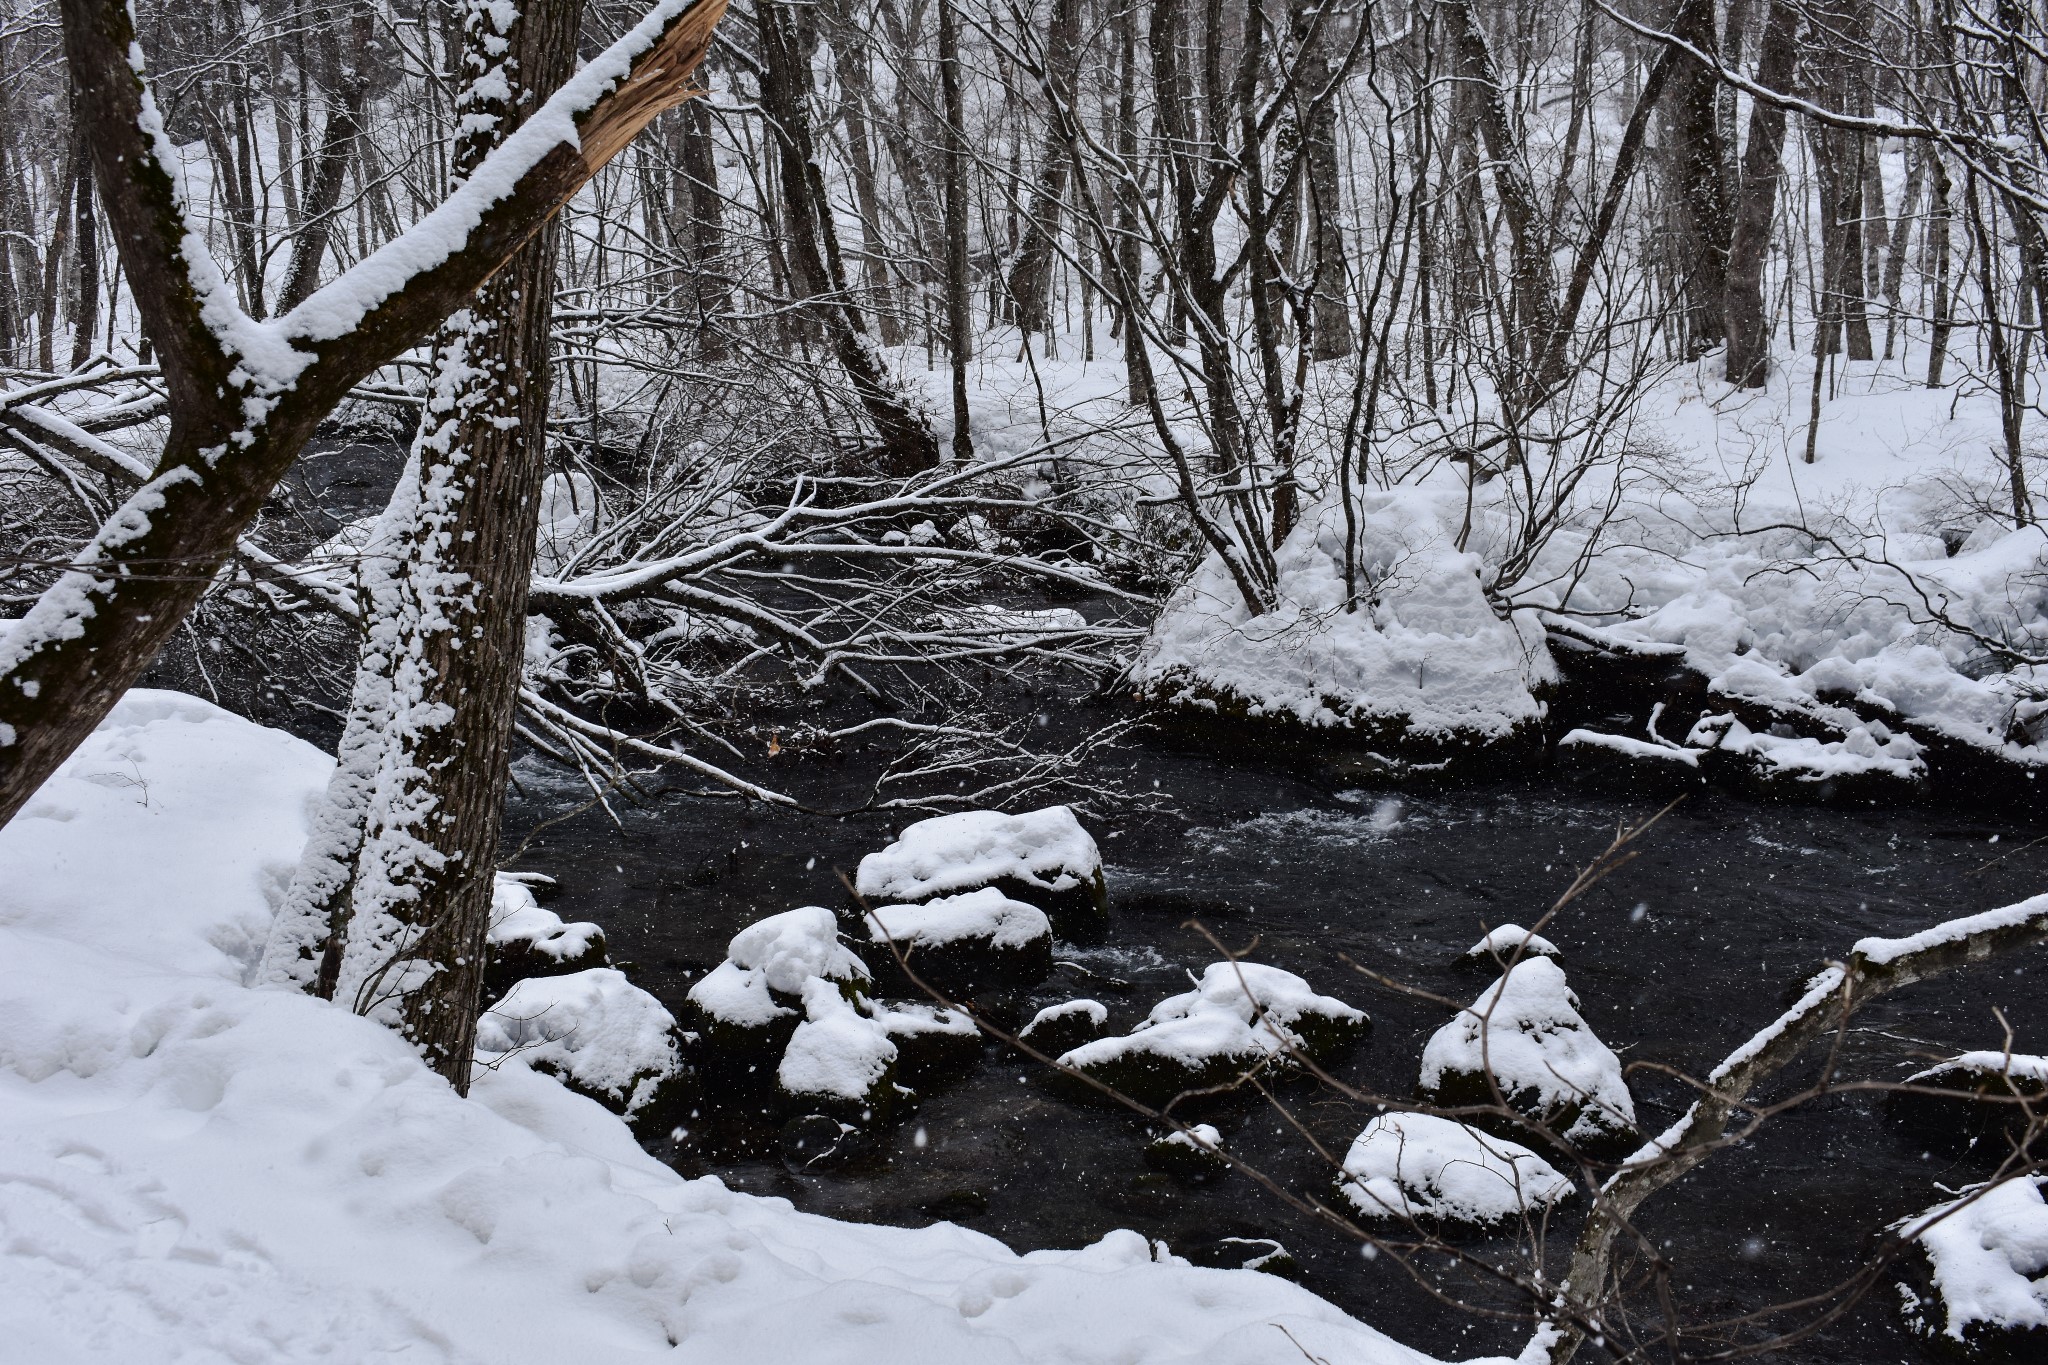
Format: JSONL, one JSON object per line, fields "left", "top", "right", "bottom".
{"left": 729, "top": 905, "right": 870, "bottom": 993}
{"left": 1463, "top": 924, "right": 1560, "bottom": 962}
{"left": 865, "top": 887, "right": 1052, "bottom": 950}
{"left": 1062, "top": 962, "right": 1366, "bottom": 1083}
{"left": 1420, "top": 956, "right": 1635, "bottom": 1148}
{"left": 1137, "top": 490, "right": 1555, "bottom": 739}
{"left": 1337, "top": 1114, "right": 1573, "bottom": 1225}
{"left": 778, "top": 978, "right": 897, "bottom": 1105}
{"left": 477, "top": 968, "right": 681, "bottom": 1114}
{"left": 857, "top": 806, "right": 1101, "bottom": 902}
{"left": 1899, "top": 1176, "right": 2048, "bottom": 1343}
{"left": 488, "top": 877, "right": 604, "bottom": 963}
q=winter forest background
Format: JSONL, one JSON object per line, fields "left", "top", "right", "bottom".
{"left": 0, "top": 0, "right": 2046, "bottom": 1362}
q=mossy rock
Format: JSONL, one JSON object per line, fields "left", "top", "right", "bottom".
{"left": 1886, "top": 1060, "right": 2046, "bottom": 1160}
{"left": 1019, "top": 999, "right": 1113, "bottom": 1057}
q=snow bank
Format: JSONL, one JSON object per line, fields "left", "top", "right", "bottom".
{"left": 1899, "top": 1176, "right": 2048, "bottom": 1345}
{"left": 1419, "top": 957, "right": 1636, "bottom": 1151}
{"left": 0, "top": 689, "right": 1492, "bottom": 1364}
{"left": 778, "top": 978, "right": 897, "bottom": 1108}
{"left": 1138, "top": 490, "right": 1554, "bottom": 744}
{"left": 1336, "top": 1114, "right": 1573, "bottom": 1226}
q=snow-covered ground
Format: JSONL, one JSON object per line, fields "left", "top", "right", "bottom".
{"left": 0, "top": 690, "right": 1525, "bottom": 1365}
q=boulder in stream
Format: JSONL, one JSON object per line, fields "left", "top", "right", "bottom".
{"left": 1886, "top": 1051, "right": 2048, "bottom": 1159}
{"left": 1019, "top": 998, "right": 1112, "bottom": 1056}
{"left": 476, "top": 967, "right": 691, "bottom": 1131}
{"left": 680, "top": 906, "right": 870, "bottom": 1069}
{"left": 483, "top": 876, "right": 607, "bottom": 1005}
{"left": 1145, "top": 1123, "right": 1229, "bottom": 1183}
{"left": 1056, "top": 961, "right": 1368, "bottom": 1108}
{"left": 1896, "top": 1175, "right": 2048, "bottom": 1361}
{"left": 856, "top": 806, "right": 1109, "bottom": 941}
{"left": 777, "top": 977, "right": 899, "bottom": 1121}
{"left": 1419, "top": 955, "right": 1638, "bottom": 1158}
{"left": 861, "top": 887, "right": 1053, "bottom": 997}
{"left": 1335, "top": 1112, "right": 1573, "bottom": 1228}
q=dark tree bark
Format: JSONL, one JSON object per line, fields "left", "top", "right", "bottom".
{"left": 277, "top": 4, "right": 377, "bottom": 313}
{"left": 372, "top": 0, "right": 585, "bottom": 1089}
{"left": 1003, "top": 0, "right": 1084, "bottom": 337}
{"left": 1724, "top": 0, "right": 1799, "bottom": 386}
{"left": 938, "top": 0, "right": 974, "bottom": 459}
{"left": 0, "top": 0, "right": 729, "bottom": 835}
{"left": 1663, "top": 0, "right": 1733, "bottom": 351}
{"left": 753, "top": 0, "right": 938, "bottom": 473}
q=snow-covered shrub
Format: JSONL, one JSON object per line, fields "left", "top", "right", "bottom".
{"left": 1887, "top": 1051, "right": 2048, "bottom": 1159}
{"left": 1898, "top": 1176, "right": 2048, "bottom": 1357}
{"left": 476, "top": 968, "right": 689, "bottom": 1127}
{"left": 1335, "top": 1113, "right": 1573, "bottom": 1227}
{"left": 483, "top": 874, "right": 607, "bottom": 1003}
{"left": 1419, "top": 956, "right": 1637, "bottom": 1156}
{"left": 862, "top": 887, "right": 1053, "bottom": 995}
{"left": 856, "top": 806, "right": 1109, "bottom": 939}
{"left": 1136, "top": 490, "right": 1556, "bottom": 764}
{"left": 1057, "top": 962, "right": 1368, "bottom": 1107}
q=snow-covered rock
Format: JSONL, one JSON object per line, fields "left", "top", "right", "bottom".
{"left": 1020, "top": 998, "right": 1113, "bottom": 1055}
{"left": 1461, "top": 924, "right": 1560, "bottom": 967}
{"left": 681, "top": 906, "right": 869, "bottom": 1060}
{"left": 477, "top": 968, "right": 688, "bottom": 1127}
{"left": 484, "top": 874, "right": 607, "bottom": 1002}
{"left": 1146, "top": 1124, "right": 1229, "bottom": 1183}
{"left": 778, "top": 978, "right": 898, "bottom": 1117}
{"left": 1887, "top": 1051, "right": 2048, "bottom": 1158}
{"left": 863, "top": 887, "right": 1054, "bottom": 995}
{"left": 868, "top": 998, "right": 984, "bottom": 1084}
{"left": 1335, "top": 1114, "right": 1573, "bottom": 1227}
{"left": 1058, "top": 962, "right": 1368, "bottom": 1107}
{"left": 858, "top": 806, "right": 1110, "bottom": 940}
{"left": 1898, "top": 1176, "right": 2048, "bottom": 1356}
{"left": 1419, "top": 956, "right": 1637, "bottom": 1156}
{"left": 0, "top": 689, "right": 1472, "bottom": 1365}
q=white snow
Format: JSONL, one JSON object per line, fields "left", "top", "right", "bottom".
{"left": 1907, "top": 1051, "right": 2048, "bottom": 1088}
{"left": 488, "top": 876, "right": 604, "bottom": 963}
{"left": 1062, "top": 962, "right": 1365, "bottom": 1073}
{"left": 1420, "top": 957, "right": 1636, "bottom": 1145}
{"left": 726, "top": 905, "right": 869, "bottom": 994}
{"left": 1557, "top": 728, "right": 1698, "bottom": 766}
{"left": 864, "top": 887, "right": 1052, "bottom": 950}
{"left": 477, "top": 968, "right": 681, "bottom": 1114}
{"left": 1852, "top": 893, "right": 2048, "bottom": 967}
{"left": 1336, "top": 1114, "right": 1574, "bottom": 1225}
{"left": 857, "top": 806, "right": 1102, "bottom": 904}
{"left": 1899, "top": 1176, "right": 2048, "bottom": 1341}
{"left": 0, "top": 688, "right": 1495, "bottom": 1364}
{"left": 1025, "top": 998, "right": 1109, "bottom": 1032}
{"left": 1158, "top": 1123, "right": 1225, "bottom": 1153}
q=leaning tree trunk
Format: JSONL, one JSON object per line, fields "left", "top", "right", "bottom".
{"left": 754, "top": 0, "right": 938, "bottom": 475}
{"left": 306, "top": 0, "right": 585, "bottom": 1092}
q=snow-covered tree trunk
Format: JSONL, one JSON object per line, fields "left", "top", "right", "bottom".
{"left": 304, "top": 0, "right": 583, "bottom": 1090}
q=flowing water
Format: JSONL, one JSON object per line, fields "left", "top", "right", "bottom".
{"left": 502, "top": 728, "right": 2047, "bottom": 1363}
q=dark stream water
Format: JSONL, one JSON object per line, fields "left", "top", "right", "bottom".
{"left": 501, "top": 729, "right": 2047, "bottom": 1364}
